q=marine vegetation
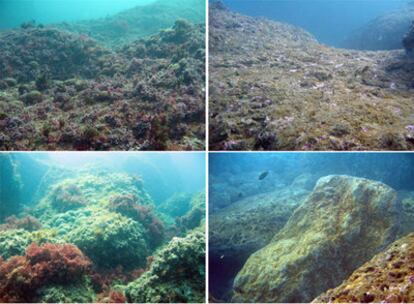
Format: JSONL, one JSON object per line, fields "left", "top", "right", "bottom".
{"left": 0, "top": 161, "right": 206, "bottom": 303}
{"left": 313, "top": 233, "right": 414, "bottom": 303}
{"left": 209, "top": 2, "right": 414, "bottom": 151}
{"left": 125, "top": 229, "right": 205, "bottom": 303}
{"left": 0, "top": 243, "right": 93, "bottom": 303}
{"left": 0, "top": 1, "right": 205, "bottom": 151}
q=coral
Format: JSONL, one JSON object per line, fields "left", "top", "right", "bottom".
{"left": 125, "top": 229, "right": 205, "bottom": 303}
{"left": 66, "top": 211, "right": 149, "bottom": 269}
{"left": 108, "top": 194, "right": 164, "bottom": 249}
{"left": 313, "top": 233, "right": 414, "bottom": 303}
{"left": 0, "top": 243, "right": 91, "bottom": 302}
{"left": 233, "top": 175, "right": 402, "bottom": 303}
{"left": 50, "top": 183, "right": 86, "bottom": 212}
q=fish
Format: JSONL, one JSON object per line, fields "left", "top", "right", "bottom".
{"left": 258, "top": 171, "right": 269, "bottom": 180}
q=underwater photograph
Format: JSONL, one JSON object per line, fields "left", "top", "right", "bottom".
{"left": 209, "top": 152, "right": 414, "bottom": 302}
{"left": 209, "top": 0, "right": 414, "bottom": 151}
{"left": 0, "top": 0, "right": 205, "bottom": 151}
{"left": 0, "top": 152, "right": 206, "bottom": 303}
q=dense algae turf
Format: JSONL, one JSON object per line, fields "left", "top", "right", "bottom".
{"left": 0, "top": 1, "right": 205, "bottom": 151}
{"left": 0, "top": 155, "right": 206, "bottom": 303}
{"left": 209, "top": 3, "right": 414, "bottom": 151}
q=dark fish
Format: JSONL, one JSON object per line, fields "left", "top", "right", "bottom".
{"left": 258, "top": 171, "right": 269, "bottom": 180}
{"left": 238, "top": 192, "right": 243, "bottom": 198}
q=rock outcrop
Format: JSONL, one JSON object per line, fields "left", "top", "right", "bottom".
{"left": 313, "top": 233, "right": 414, "bottom": 303}
{"left": 209, "top": 185, "right": 309, "bottom": 300}
{"left": 232, "top": 175, "right": 402, "bottom": 303}
{"left": 125, "top": 229, "right": 205, "bottom": 303}
{"left": 342, "top": 5, "right": 414, "bottom": 51}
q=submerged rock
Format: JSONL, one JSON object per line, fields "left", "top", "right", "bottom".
{"left": 209, "top": 185, "right": 309, "bottom": 300}
{"left": 232, "top": 175, "right": 401, "bottom": 303}
{"left": 342, "top": 4, "right": 414, "bottom": 51}
{"left": 403, "top": 21, "right": 414, "bottom": 57}
{"left": 0, "top": 28, "right": 112, "bottom": 82}
{"left": 125, "top": 229, "right": 205, "bottom": 303}
{"left": 313, "top": 233, "right": 414, "bottom": 303}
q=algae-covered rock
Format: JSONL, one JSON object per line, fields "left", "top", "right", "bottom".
{"left": 36, "top": 281, "right": 95, "bottom": 303}
{"left": 50, "top": 183, "right": 86, "bottom": 212}
{"left": 343, "top": 5, "right": 414, "bottom": 50}
{"left": 209, "top": 186, "right": 308, "bottom": 300}
{"left": 209, "top": 4, "right": 414, "bottom": 151}
{"left": 158, "top": 192, "right": 193, "bottom": 218}
{"left": 66, "top": 211, "right": 149, "bottom": 269}
{"left": 313, "top": 233, "right": 414, "bottom": 303}
{"left": 0, "top": 28, "right": 112, "bottom": 82}
{"left": 0, "top": 229, "right": 32, "bottom": 259}
{"left": 233, "top": 175, "right": 401, "bottom": 303}
{"left": 177, "top": 192, "right": 206, "bottom": 231}
{"left": 0, "top": 228, "right": 61, "bottom": 260}
{"left": 35, "top": 172, "right": 153, "bottom": 222}
{"left": 125, "top": 229, "right": 205, "bottom": 303}
{"left": 210, "top": 187, "right": 308, "bottom": 259}
{"left": 21, "top": 90, "right": 43, "bottom": 105}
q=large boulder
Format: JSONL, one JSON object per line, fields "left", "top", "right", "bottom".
{"left": 232, "top": 175, "right": 402, "bottom": 303}
{"left": 313, "top": 233, "right": 414, "bottom": 303}
{"left": 209, "top": 186, "right": 309, "bottom": 300}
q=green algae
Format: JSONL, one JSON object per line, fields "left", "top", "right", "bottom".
{"left": 125, "top": 228, "right": 205, "bottom": 303}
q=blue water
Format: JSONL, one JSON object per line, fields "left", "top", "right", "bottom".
{"left": 13, "top": 152, "right": 205, "bottom": 205}
{"left": 210, "top": 152, "right": 414, "bottom": 196}
{"left": 0, "top": 0, "right": 156, "bottom": 29}
{"left": 221, "top": 0, "right": 409, "bottom": 47}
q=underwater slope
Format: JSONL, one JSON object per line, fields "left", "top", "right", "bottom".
{"left": 313, "top": 233, "right": 414, "bottom": 303}
{"left": 232, "top": 175, "right": 401, "bottom": 303}
{"left": 209, "top": 4, "right": 414, "bottom": 151}
{"left": 56, "top": 0, "right": 206, "bottom": 48}
{"left": 342, "top": 3, "right": 414, "bottom": 51}
{"left": 0, "top": 20, "right": 205, "bottom": 150}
